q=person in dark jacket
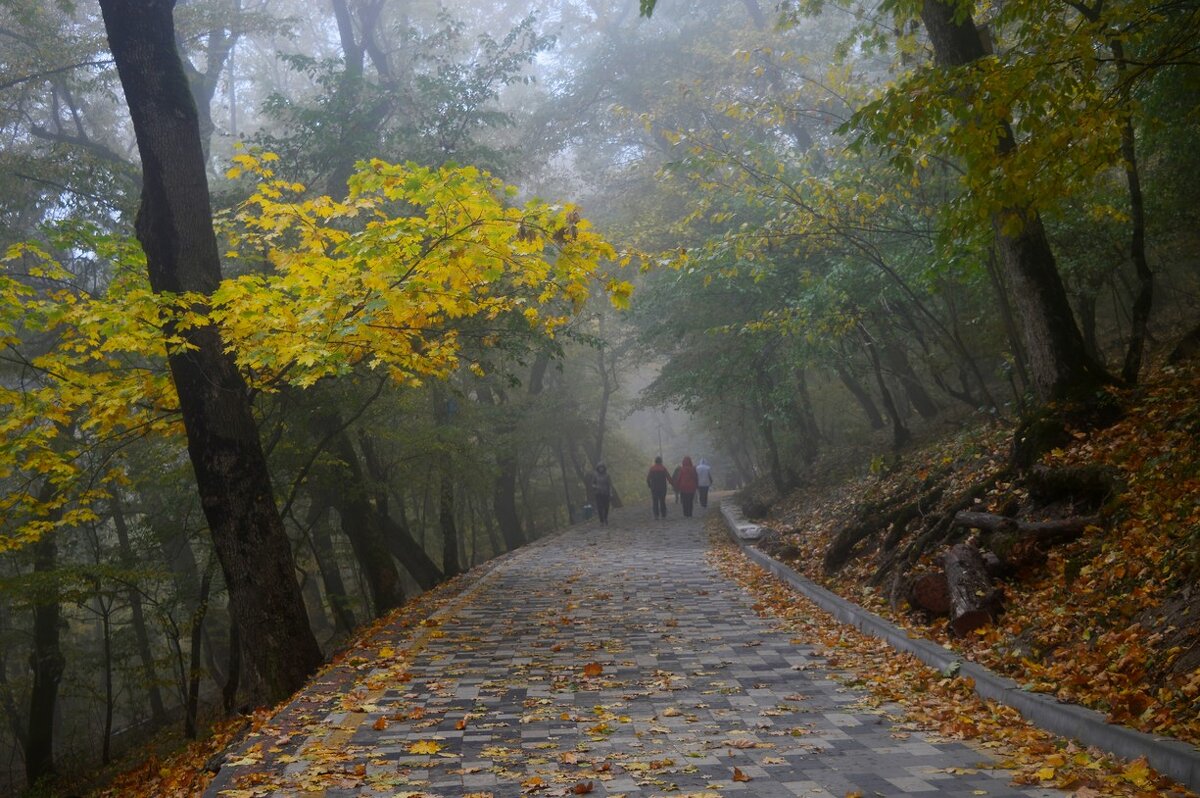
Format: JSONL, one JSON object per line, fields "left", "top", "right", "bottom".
{"left": 646, "top": 456, "right": 673, "bottom": 519}
{"left": 592, "top": 463, "right": 613, "bottom": 524}
{"left": 675, "top": 456, "right": 699, "bottom": 517}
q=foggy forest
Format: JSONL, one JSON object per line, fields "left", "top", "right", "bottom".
{"left": 1, "top": 0, "right": 1198, "bottom": 795}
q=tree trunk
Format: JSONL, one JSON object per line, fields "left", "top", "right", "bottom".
{"left": 943, "top": 542, "right": 1003, "bottom": 636}
{"left": 25, "top": 531, "right": 63, "bottom": 785}
{"left": 919, "top": 0, "right": 1108, "bottom": 402}
{"left": 97, "top": 0, "right": 322, "bottom": 701}
{"left": 222, "top": 620, "right": 241, "bottom": 715}
{"left": 985, "top": 247, "right": 1030, "bottom": 394}
{"left": 555, "top": 441, "right": 577, "bottom": 524}
{"left": 790, "top": 369, "right": 821, "bottom": 465}
{"left": 493, "top": 457, "right": 526, "bottom": 551}
{"left": 859, "top": 325, "right": 911, "bottom": 448}
{"left": 883, "top": 340, "right": 939, "bottom": 420}
{"left": 184, "top": 559, "right": 214, "bottom": 739}
{"left": 317, "top": 419, "right": 405, "bottom": 614}
{"left": 438, "top": 472, "right": 462, "bottom": 578}
{"left": 834, "top": 361, "right": 886, "bottom": 430}
{"left": 99, "top": 594, "right": 114, "bottom": 764}
{"left": 378, "top": 511, "right": 443, "bottom": 591}
{"left": 110, "top": 497, "right": 167, "bottom": 724}
{"left": 305, "top": 501, "right": 357, "bottom": 636}
{"left": 1111, "top": 39, "right": 1153, "bottom": 384}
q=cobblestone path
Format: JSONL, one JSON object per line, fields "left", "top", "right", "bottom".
{"left": 208, "top": 504, "right": 1066, "bottom": 797}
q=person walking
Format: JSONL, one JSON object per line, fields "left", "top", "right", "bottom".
{"left": 696, "top": 458, "right": 714, "bottom": 508}
{"left": 671, "top": 464, "right": 682, "bottom": 504}
{"left": 675, "top": 456, "right": 699, "bottom": 517}
{"left": 646, "top": 456, "right": 673, "bottom": 519}
{"left": 592, "top": 463, "right": 613, "bottom": 525}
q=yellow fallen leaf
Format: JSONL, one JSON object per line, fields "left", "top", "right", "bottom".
{"left": 408, "top": 739, "right": 443, "bottom": 755}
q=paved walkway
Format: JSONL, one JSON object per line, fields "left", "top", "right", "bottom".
{"left": 208, "top": 504, "right": 1066, "bottom": 797}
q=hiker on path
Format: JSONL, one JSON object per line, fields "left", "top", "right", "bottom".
{"left": 696, "top": 457, "right": 714, "bottom": 508}
{"left": 646, "top": 456, "right": 674, "bottom": 519}
{"left": 671, "top": 464, "right": 681, "bottom": 503}
{"left": 675, "top": 456, "right": 699, "bottom": 517}
{"left": 592, "top": 463, "right": 613, "bottom": 525}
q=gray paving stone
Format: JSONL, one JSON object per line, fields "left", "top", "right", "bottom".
{"left": 205, "top": 505, "right": 1071, "bottom": 797}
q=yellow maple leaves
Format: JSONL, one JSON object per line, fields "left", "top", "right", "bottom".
{"left": 407, "top": 739, "right": 443, "bottom": 755}
{"left": 0, "top": 152, "right": 625, "bottom": 550}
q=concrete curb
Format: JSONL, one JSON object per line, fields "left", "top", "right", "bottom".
{"left": 718, "top": 499, "right": 1200, "bottom": 792}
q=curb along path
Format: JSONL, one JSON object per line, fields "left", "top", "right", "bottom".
{"left": 719, "top": 500, "right": 1200, "bottom": 794}
{"left": 207, "top": 506, "right": 1068, "bottom": 798}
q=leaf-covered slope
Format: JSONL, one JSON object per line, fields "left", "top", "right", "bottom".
{"left": 753, "top": 363, "right": 1200, "bottom": 747}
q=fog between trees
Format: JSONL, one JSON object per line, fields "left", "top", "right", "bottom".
{"left": 0, "top": 0, "right": 1197, "bottom": 792}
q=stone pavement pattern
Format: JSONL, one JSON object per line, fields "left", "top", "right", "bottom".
{"left": 209, "top": 505, "right": 1068, "bottom": 797}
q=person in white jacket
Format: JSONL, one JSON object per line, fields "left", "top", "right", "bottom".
{"left": 696, "top": 458, "right": 714, "bottom": 508}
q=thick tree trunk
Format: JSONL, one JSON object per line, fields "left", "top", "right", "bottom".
{"left": 25, "top": 531, "right": 63, "bottom": 785}
{"left": 944, "top": 543, "right": 1003, "bottom": 636}
{"left": 919, "top": 0, "right": 1109, "bottom": 402}
{"left": 98, "top": 0, "right": 322, "bottom": 701}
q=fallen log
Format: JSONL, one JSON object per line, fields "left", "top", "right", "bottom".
{"left": 944, "top": 542, "right": 1003, "bottom": 636}
{"left": 952, "top": 511, "right": 1099, "bottom": 543}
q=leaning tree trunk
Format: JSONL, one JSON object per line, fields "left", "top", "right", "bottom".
{"left": 97, "top": 0, "right": 322, "bottom": 701}
{"left": 316, "top": 418, "right": 406, "bottom": 615}
{"left": 859, "top": 324, "right": 911, "bottom": 448}
{"left": 919, "top": 0, "right": 1109, "bottom": 402}
{"left": 834, "top": 361, "right": 886, "bottom": 430}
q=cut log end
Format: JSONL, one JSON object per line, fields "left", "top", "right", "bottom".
{"left": 949, "top": 609, "right": 993, "bottom": 637}
{"left": 909, "top": 571, "right": 951, "bottom": 616}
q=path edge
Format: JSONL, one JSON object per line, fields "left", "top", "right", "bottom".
{"left": 718, "top": 499, "right": 1200, "bottom": 792}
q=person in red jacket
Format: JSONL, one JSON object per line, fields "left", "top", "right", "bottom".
{"left": 646, "top": 456, "right": 674, "bottom": 519}
{"left": 675, "top": 456, "right": 699, "bottom": 517}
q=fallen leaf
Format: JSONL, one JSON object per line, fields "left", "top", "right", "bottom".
{"left": 571, "top": 781, "right": 595, "bottom": 794}
{"left": 583, "top": 662, "right": 603, "bottom": 677}
{"left": 732, "top": 767, "right": 751, "bottom": 782}
{"left": 407, "top": 740, "right": 443, "bottom": 755}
